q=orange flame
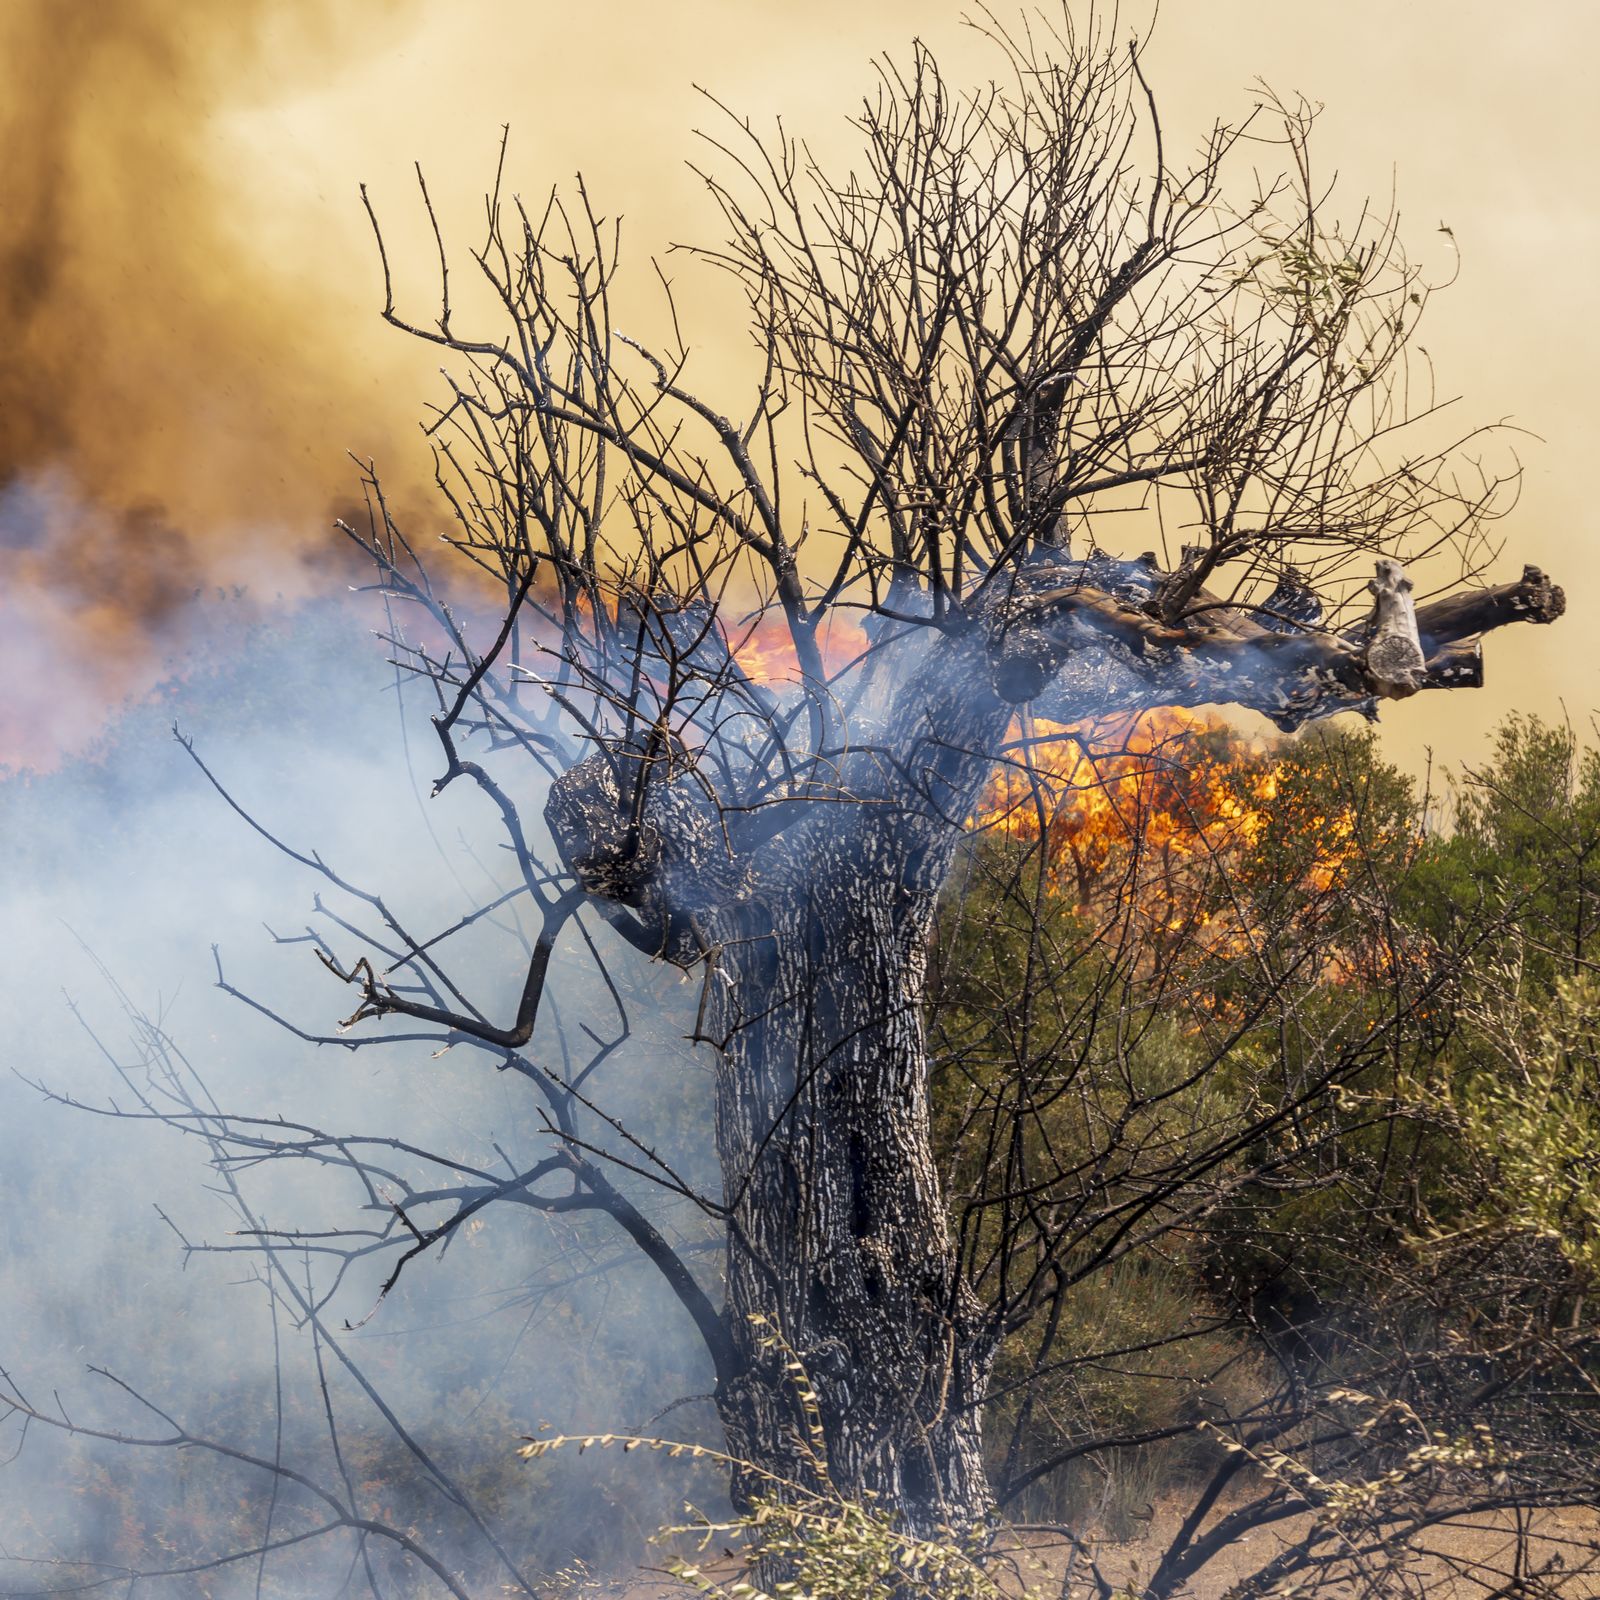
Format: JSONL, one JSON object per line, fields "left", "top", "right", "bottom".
{"left": 971, "top": 709, "right": 1367, "bottom": 964}
{"left": 975, "top": 708, "right": 1274, "bottom": 862}
{"left": 728, "top": 612, "right": 872, "bottom": 685}
{"left": 725, "top": 623, "right": 1364, "bottom": 960}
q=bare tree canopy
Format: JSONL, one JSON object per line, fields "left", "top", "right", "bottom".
{"left": 297, "top": 7, "right": 1565, "bottom": 1523}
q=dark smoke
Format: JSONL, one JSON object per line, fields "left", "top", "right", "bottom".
{"left": 0, "top": 1, "right": 426, "bottom": 769}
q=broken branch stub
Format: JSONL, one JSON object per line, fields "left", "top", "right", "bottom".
{"left": 1363, "top": 558, "right": 1428, "bottom": 698}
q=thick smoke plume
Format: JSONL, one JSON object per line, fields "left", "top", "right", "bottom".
{"left": 0, "top": 1, "right": 423, "bottom": 769}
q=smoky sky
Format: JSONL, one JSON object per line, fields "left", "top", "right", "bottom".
{"left": 0, "top": 0, "right": 427, "bottom": 520}
{"left": 0, "top": 0, "right": 435, "bottom": 769}
{"left": 0, "top": 0, "right": 1593, "bottom": 774}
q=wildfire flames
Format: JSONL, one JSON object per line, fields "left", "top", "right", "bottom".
{"left": 727, "top": 611, "right": 873, "bottom": 685}
{"left": 970, "top": 709, "right": 1368, "bottom": 959}
{"left": 976, "top": 709, "right": 1272, "bottom": 882}
{"left": 726, "top": 615, "right": 1365, "bottom": 943}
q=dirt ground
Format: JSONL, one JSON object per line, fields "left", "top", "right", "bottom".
{"left": 598, "top": 1501, "right": 1600, "bottom": 1599}
{"left": 1014, "top": 1502, "right": 1600, "bottom": 1600}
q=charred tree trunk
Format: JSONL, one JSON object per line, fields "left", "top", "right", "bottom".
{"left": 704, "top": 837, "right": 997, "bottom": 1529}
{"left": 536, "top": 557, "right": 1564, "bottom": 1533}
{"left": 697, "top": 652, "right": 1011, "bottom": 1531}
{"left": 547, "top": 638, "right": 1014, "bottom": 1530}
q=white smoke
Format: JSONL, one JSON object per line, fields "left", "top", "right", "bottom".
{"left": 0, "top": 579, "right": 726, "bottom": 1593}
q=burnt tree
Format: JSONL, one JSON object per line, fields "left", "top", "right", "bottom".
{"left": 173, "top": 12, "right": 1567, "bottom": 1535}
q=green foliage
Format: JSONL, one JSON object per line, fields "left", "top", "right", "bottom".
{"left": 1413, "top": 715, "right": 1600, "bottom": 985}
{"left": 662, "top": 1493, "right": 1033, "bottom": 1600}
{"left": 932, "top": 712, "right": 1600, "bottom": 1535}
{"left": 1440, "top": 969, "right": 1600, "bottom": 1273}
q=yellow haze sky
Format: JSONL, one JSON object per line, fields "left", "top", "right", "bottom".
{"left": 4, "top": 0, "right": 1596, "bottom": 776}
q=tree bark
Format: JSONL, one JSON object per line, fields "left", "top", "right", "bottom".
{"left": 704, "top": 850, "right": 996, "bottom": 1529}
{"left": 698, "top": 650, "right": 1009, "bottom": 1531}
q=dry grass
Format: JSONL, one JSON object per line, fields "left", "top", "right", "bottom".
{"left": 574, "top": 1501, "right": 1600, "bottom": 1600}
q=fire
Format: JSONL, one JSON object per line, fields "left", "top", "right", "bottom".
{"left": 724, "top": 623, "right": 1366, "bottom": 956}
{"left": 970, "top": 709, "right": 1367, "bottom": 951}
{"left": 975, "top": 708, "right": 1274, "bottom": 866}
{"left": 728, "top": 612, "right": 872, "bottom": 684}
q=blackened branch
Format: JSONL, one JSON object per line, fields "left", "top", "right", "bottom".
{"left": 320, "top": 885, "right": 584, "bottom": 1046}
